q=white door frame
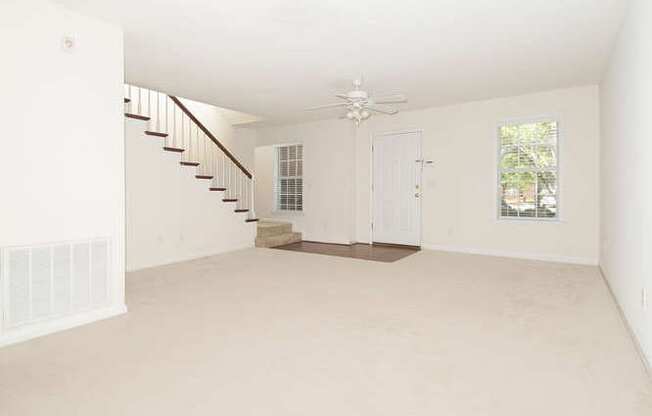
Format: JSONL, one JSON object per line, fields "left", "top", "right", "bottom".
{"left": 370, "top": 129, "right": 423, "bottom": 247}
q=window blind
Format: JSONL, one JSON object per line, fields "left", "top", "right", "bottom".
{"left": 274, "top": 144, "right": 303, "bottom": 211}
{"left": 498, "top": 120, "right": 559, "bottom": 219}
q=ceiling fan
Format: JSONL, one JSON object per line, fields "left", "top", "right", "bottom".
{"left": 305, "top": 78, "right": 407, "bottom": 125}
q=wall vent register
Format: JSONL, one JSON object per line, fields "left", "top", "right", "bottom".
{"left": 1, "top": 238, "right": 111, "bottom": 330}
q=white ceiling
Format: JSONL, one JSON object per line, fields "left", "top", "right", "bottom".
{"left": 57, "top": 0, "right": 628, "bottom": 125}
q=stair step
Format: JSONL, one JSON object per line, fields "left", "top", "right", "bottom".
{"left": 223, "top": 198, "right": 238, "bottom": 202}
{"left": 195, "top": 175, "right": 214, "bottom": 179}
{"left": 125, "top": 113, "right": 150, "bottom": 121}
{"left": 124, "top": 98, "right": 131, "bottom": 103}
{"left": 180, "top": 161, "right": 200, "bottom": 166}
{"left": 163, "top": 147, "right": 185, "bottom": 153}
{"left": 246, "top": 218, "right": 259, "bottom": 223}
{"left": 209, "top": 187, "right": 226, "bottom": 191}
{"left": 255, "top": 232, "right": 302, "bottom": 248}
{"left": 145, "top": 131, "right": 168, "bottom": 138}
{"left": 234, "top": 209, "right": 249, "bottom": 213}
{"left": 256, "top": 221, "right": 293, "bottom": 237}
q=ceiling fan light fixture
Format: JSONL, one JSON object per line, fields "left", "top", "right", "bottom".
{"left": 305, "top": 78, "right": 407, "bottom": 126}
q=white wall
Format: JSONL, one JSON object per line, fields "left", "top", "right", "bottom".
{"left": 252, "top": 86, "right": 600, "bottom": 264}
{"left": 252, "top": 120, "right": 357, "bottom": 244}
{"left": 0, "top": 0, "right": 126, "bottom": 342}
{"left": 357, "top": 86, "right": 600, "bottom": 264}
{"left": 599, "top": 0, "right": 652, "bottom": 364}
{"left": 126, "top": 119, "right": 256, "bottom": 271}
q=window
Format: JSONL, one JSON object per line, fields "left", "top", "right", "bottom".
{"left": 274, "top": 144, "right": 303, "bottom": 211}
{"left": 498, "top": 120, "right": 559, "bottom": 219}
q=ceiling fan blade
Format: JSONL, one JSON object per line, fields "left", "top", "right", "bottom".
{"left": 304, "top": 103, "right": 349, "bottom": 111}
{"left": 367, "top": 106, "right": 399, "bottom": 115}
{"left": 372, "top": 94, "right": 407, "bottom": 104}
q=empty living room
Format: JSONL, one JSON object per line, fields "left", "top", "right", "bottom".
{"left": 2, "top": 0, "right": 652, "bottom": 414}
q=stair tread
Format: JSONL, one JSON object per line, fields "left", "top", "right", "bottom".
{"left": 180, "top": 161, "right": 200, "bottom": 166}
{"left": 246, "top": 218, "right": 259, "bottom": 223}
{"left": 209, "top": 187, "right": 227, "bottom": 191}
{"left": 125, "top": 113, "right": 150, "bottom": 121}
{"left": 195, "top": 175, "right": 214, "bottom": 179}
{"left": 222, "top": 198, "right": 238, "bottom": 202}
{"left": 145, "top": 131, "right": 168, "bottom": 137}
{"left": 163, "top": 147, "right": 185, "bottom": 153}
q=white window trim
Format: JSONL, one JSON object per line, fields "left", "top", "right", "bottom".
{"left": 495, "top": 116, "right": 562, "bottom": 223}
{"left": 272, "top": 142, "right": 304, "bottom": 214}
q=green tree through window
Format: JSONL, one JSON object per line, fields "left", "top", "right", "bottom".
{"left": 499, "top": 120, "right": 558, "bottom": 219}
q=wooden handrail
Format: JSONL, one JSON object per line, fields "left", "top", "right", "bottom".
{"left": 168, "top": 95, "right": 252, "bottom": 179}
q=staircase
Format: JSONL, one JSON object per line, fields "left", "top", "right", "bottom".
{"left": 255, "top": 220, "right": 302, "bottom": 248}
{"left": 123, "top": 85, "right": 258, "bottom": 223}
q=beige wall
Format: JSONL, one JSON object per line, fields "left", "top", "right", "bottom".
{"left": 252, "top": 86, "right": 600, "bottom": 264}
{"left": 252, "top": 120, "right": 357, "bottom": 244}
{"left": 599, "top": 0, "right": 652, "bottom": 364}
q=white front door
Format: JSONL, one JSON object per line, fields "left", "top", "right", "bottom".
{"left": 372, "top": 131, "right": 422, "bottom": 246}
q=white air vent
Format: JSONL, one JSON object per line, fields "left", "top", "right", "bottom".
{"left": 1, "top": 238, "right": 111, "bottom": 329}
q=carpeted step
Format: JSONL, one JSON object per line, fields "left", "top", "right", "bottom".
{"left": 255, "top": 232, "right": 302, "bottom": 248}
{"left": 256, "top": 221, "right": 293, "bottom": 238}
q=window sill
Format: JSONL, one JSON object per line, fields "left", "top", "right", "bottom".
{"left": 496, "top": 217, "right": 566, "bottom": 224}
{"left": 271, "top": 210, "right": 304, "bottom": 217}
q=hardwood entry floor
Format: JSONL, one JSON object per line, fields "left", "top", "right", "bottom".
{"left": 273, "top": 241, "right": 419, "bottom": 262}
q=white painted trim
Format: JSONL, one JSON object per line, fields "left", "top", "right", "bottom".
{"left": 271, "top": 143, "right": 304, "bottom": 214}
{"left": 421, "top": 243, "right": 597, "bottom": 266}
{"left": 371, "top": 129, "right": 423, "bottom": 246}
{"left": 598, "top": 267, "right": 651, "bottom": 375}
{"left": 126, "top": 243, "right": 254, "bottom": 272}
{"left": 0, "top": 303, "right": 127, "bottom": 348}
{"left": 372, "top": 128, "right": 424, "bottom": 137}
{"left": 495, "top": 115, "right": 562, "bottom": 222}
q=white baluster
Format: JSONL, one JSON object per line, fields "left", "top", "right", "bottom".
{"left": 235, "top": 171, "right": 239, "bottom": 207}
{"left": 228, "top": 161, "right": 232, "bottom": 198}
{"left": 203, "top": 133, "right": 208, "bottom": 175}
{"left": 137, "top": 87, "right": 142, "bottom": 114}
{"left": 180, "top": 112, "right": 184, "bottom": 153}
{"left": 222, "top": 153, "right": 226, "bottom": 190}
{"left": 170, "top": 99, "right": 175, "bottom": 147}
{"left": 156, "top": 92, "right": 160, "bottom": 132}
{"left": 190, "top": 118, "right": 194, "bottom": 161}
{"left": 251, "top": 176, "right": 256, "bottom": 218}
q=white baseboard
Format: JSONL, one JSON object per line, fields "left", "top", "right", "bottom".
{"left": 126, "top": 242, "right": 255, "bottom": 272}
{"left": 598, "top": 267, "right": 651, "bottom": 375}
{"left": 0, "top": 304, "right": 128, "bottom": 348}
{"left": 421, "top": 243, "right": 598, "bottom": 266}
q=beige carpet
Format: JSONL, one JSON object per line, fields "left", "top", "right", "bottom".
{"left": 1, "top": 248, "right": 651, "bottom": 415}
